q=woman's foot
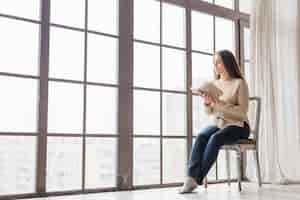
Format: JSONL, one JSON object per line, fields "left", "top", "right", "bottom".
{"left": 178, "top": 176, "right": 198, "bottom": 194}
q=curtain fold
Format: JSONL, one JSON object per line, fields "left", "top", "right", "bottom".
{"left": 246, "top": 0, "right": 300, "bottom": 184}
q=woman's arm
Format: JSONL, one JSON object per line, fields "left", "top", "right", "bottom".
{"left": 203, "top": 103, "right": 215, "bottom": 115}
{"left": 202, "top": 93, "right": 217, "bottom": 115}
{"left": 213, "top": 79, "right": 249, "bottom": 120}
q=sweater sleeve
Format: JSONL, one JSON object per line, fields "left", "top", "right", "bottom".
{"left": 213, "top": 79, "right": 249, "bottom": 121}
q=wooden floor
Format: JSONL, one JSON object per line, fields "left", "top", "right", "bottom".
{"left": 30, "top": 183, "right": 300, "bottom": 200}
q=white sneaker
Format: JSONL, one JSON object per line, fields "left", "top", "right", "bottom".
{"left": 178, "top": 177, "right": 198, "bottom": 194}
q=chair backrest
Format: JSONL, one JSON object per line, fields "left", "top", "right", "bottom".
{"left": 248, "top": 97, "right": 261, "bottom": 142}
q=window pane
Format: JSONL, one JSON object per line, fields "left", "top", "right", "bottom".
{"left": 85, "top": 138, "right": 116, "bottom": 188}
{"left": 134, "top": 90, "right": 160, "bottom": 135}
{"left": 202, "top": 0, "right": 213, "bottom": 3}
{"left": 244, "top": 28, "right": 251, "bottom": 60}
{"left": 0, "top": 18, "right": 39, "bottom": 76}
{"left": 230, "top": 151, "right": 237, "bottom": 179}
{"left": 239, "top": 0, "right": 253, "bottom": 14}
{"left": 50, "top": 0, "right": 85, "bottom": 28}
{"left": 163, "top": 139, "right": 186, "bottom": 183}
{"left": 134, "top": 138, "right": 160, "bottom": 185}
{"left": 192, "top": 11, "right": 214, "bottom": 53}
{"left": 217, "top": 151, "right": 237, "bottom": 180}
{"left": 207, "top": 163, "right": 217, "bottom": 180}
{"left": 217, "top": 150, "right": 227, "bottom": 180}
{"left": 49, "top": 27, "right": 84, "bottom": 81}
{"left": 215, "top": 17, "right": 235, "bottom": 53}
{"left": 214, "top": 0, "right": 234, "bottom": 9}
{"left": 162, "top": 47, "right": 186, "bottom": 91}
{"left": 0, "top": 136, "right": 36, "bottom": 195}
{"left": 163, "top": 93, "right": 186, "bottom": 136}
{"left": 134, "top": 0, "right": 160, "bottom": 43}
{"left": 244, "top": 62, "right": 250, "bottom": 84}
{"left": 47, "top": 137, "right": 82, "bottom": 192}
{"left": 162, "top": 3, "right": 185, "bottom": 48}
{"left": 48, "top": 81, "right": 83, "bottom": 134}
{"left": 192, "top": 53, "right": 214, "bottom": 88}
{"left": 0, "top": 0, "right": 40, "bottom": 20}
{"left": 88, "top": 0, "right": 118, "bottom": 35}
{"left": 192, "top": 96, "right": 214, "bottom": 136}
{"left": 87, "top": 33, "right": 118, "bottom": 84}
{"left": 0, "top": 76, "right": 38, "bottom": 132}
{"left": 86, "top": 86, "right": 117, "bottom": 134}
{"left": 134, "top": 42, "right": 160, "bottom": 89}
{"left": 248, "top": 97, "right": 258, "bottom": 134}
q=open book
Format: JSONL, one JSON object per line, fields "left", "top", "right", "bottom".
{"left": 191, "top": 81, "right": 223, "bottom": 100}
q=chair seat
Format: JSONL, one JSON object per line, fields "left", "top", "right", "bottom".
{"left": 224, "top": 138, "right": 256, "bottom": 145}
{"left": 221, "top": 138, "right": 256, "bottom": 151}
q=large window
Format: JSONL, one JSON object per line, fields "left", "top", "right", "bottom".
{"left": 0, "top": 0, "right": 249, "bottom": 198}
{"left": 0, "top": 0, "right": 119, "bottom": 196}
{"left": 46, "top": 0, "right": 119, "bottom": 192}
{"left": 0, "top": 2, "right": 40, "bottom": 195}
{"left": 133, "top": 1, "right": 186, "bottom": 186}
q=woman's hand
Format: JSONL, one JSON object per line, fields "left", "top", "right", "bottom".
{"left": 202, "top": 93, "right": 217, "bottom": 106}
{"left": 189, "top": 87, "right": 217, "bottom": 106}
{"left": 190, "top": 87, "right": 202, "bottom": 95}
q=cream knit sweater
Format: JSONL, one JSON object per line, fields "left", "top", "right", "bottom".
{"left": 204, "top": 78, "right": 250, "bottom": 129}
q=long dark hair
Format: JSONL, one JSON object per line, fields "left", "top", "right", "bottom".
{"left": 215, "top": 50, "right": 244, "bottom": 79}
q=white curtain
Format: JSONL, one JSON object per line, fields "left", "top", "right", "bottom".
{"left": 246, "top": 0, "right": 300, "bottom": 183}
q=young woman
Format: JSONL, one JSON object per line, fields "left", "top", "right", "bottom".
{"left": 179, "top": 50, "right": 250, "bottom": 194}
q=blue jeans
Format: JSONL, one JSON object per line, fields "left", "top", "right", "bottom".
{"left": 188, "top": 122, "right": 250, "bottom": 185}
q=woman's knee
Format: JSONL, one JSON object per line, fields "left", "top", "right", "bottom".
{"left": 197, "top": 126, "right": 218, "bottom": 137}
{"left": 208, "top": 133, "right": 225, "bottom": 146}
{"left": 195, "top": 133, "right": 207, "bottom": 144}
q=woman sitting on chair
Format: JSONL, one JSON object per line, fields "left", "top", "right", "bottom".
{"left": 179, "top": 50, "right": 250, "bottom": 194}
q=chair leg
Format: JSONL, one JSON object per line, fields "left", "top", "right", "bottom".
{"left": 236, "top": 149, "right": 242, "bottom": 192}
{"left": 254, "top": 150, "right": 262, "bottom": 187}
{"left": 204, "top": 176, "right": 208, "bottom": 189}
{"left": 225, "top": 150, "right": 231, "bottom": 186}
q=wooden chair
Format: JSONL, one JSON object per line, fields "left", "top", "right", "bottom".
{"left": 204, "top": 97, "right": 262, "bottom": 191}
